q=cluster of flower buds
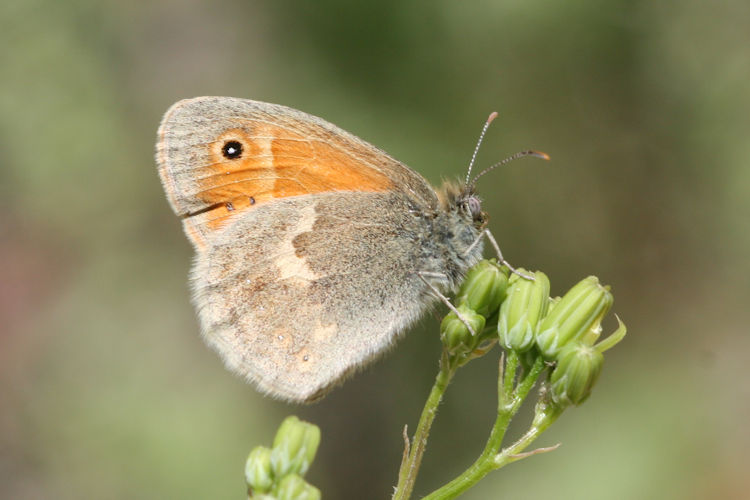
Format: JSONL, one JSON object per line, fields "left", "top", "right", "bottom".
{"left": 536, "top": 276, "right": 625, "bottom": 407}
{"left": 245, "top": 416, "right": 321, "bottom": 500}
{"left": 442, "top": 260, "right": 626, "bottom": 407}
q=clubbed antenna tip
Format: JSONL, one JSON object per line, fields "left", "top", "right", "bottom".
{"left": 529, "top": 150, "right": 551, "bottom": 161}
{"left": 469, "top": 150, "right": 551, "bottom": 189}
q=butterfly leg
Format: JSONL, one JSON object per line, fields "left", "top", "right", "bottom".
{"left": 466, "top": 229, "right": 534, "bottom": 281}
{"left": 418, "top": 272, "right": 477, "bottom": 336}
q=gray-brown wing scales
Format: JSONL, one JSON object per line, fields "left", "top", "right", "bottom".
{"left": 191, "top": 191, "right": 433, "bottom": 402}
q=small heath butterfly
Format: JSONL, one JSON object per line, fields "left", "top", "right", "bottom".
{"left": 156, "top": 97, "right": 545, "bottom": 402}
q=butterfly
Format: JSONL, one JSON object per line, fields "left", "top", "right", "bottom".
{"left": 156, "top": 97, "right": 545, "bottom": 402}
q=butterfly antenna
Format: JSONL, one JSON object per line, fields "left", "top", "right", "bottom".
{"left": 470, "top": 150, "right": 550, "bottom": 189}
{"left": 465, "top": 111, "right": 499, "bottom": 185}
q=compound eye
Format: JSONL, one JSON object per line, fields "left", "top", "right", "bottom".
{"left": 467, "top": 196, "right": 482, "bottom": 217}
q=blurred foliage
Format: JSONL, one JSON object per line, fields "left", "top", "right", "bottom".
{"left": 1, "top": 0, "right": 748, "bottom": 499}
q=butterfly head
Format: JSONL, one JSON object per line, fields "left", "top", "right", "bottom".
{"left": 437, "top": 180, "right": 488, "bottom": 229}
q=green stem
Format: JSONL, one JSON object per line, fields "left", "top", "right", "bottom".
{"left": 393, "top": 354, "right": 457, "bottom": 500}
{"left": 423, "top": 355, "right": 546, "bottom": 500}
{"left": 494, "top": 404, "right": 561, "bottom": 468}
{"left": 501, "top": 351, "right": 518, "bottom": 407}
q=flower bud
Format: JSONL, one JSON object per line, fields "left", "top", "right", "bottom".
{"left": 245, "top": 446, "right": 274, "bottom": 493}
{"left": 549, "top": 342, "right": 603, "bottom": 407}
{"left": 454, "top": 259, "right": 509, "bottom": 317}
{"left": 536, "top": 276, "right": 613, "bottom": 359}
{"left": 440, "top": 304, "right": 486, "bottom": 354}
{"left": 271, "top": 416, "right": 321, "bottom": 477}
{"left": 497, "top": 270, "right": 550, "bottom": 352}
{"left": 274, "top": 474, "right": 321, "bottom": 500}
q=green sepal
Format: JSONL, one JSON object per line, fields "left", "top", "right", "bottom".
{"left": 536, "top": 276, "right": 613, "bottom": 359}
{"left": 245, "top": 446, "right": 274, "bottom": 493}
{"left": 455, "top": 259, "right": 509, "bottom": 317}
{"left": 440, "top": 305, "right": 486, "bottom": 355}
{"left": 271, "top": 416, "right": 321, "bottom": 478}
{"left": 497, "top": 270, "right": 550, "bottom": 352}
{"left": 549, "top": 342, "right": 604, "bottom": 407}
{"left": 274, "top": 473, "right": 321, "bottom": 500}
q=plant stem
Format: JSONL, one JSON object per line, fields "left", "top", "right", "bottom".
{"left": 494, "top": 404, "right": 561, "bottom": 468}
{"left": 393, "top": 354, "right": 457, "bottom": 500}
{"left": 423, "top": 355, "right": 547, "bottom": 500}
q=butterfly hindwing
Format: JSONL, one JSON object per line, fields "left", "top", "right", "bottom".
{"left": 193, "top": 190, "right": 432, "bottom": 402}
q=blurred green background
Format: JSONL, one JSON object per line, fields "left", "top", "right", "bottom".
{"left": 1, "top": 1, "right": 748, "bottom": 498}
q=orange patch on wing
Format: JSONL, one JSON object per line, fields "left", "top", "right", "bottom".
{"left": 270, "top": 132, "right": 394, "bottom": 196}
{"left": 185, "top": 122, "right": 393, "bottom": 249}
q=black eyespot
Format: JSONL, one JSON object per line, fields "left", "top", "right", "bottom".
{"left": 222, "top": 140, "right": 243, "bottom": 159}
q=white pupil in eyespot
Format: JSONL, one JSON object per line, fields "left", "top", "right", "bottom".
{"left": 223, "top": 141, "right": 242, "bottom": 158}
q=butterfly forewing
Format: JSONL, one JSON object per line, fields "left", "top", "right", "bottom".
{"left": 156, "top": 97, "right": 438, "bottom": 249}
